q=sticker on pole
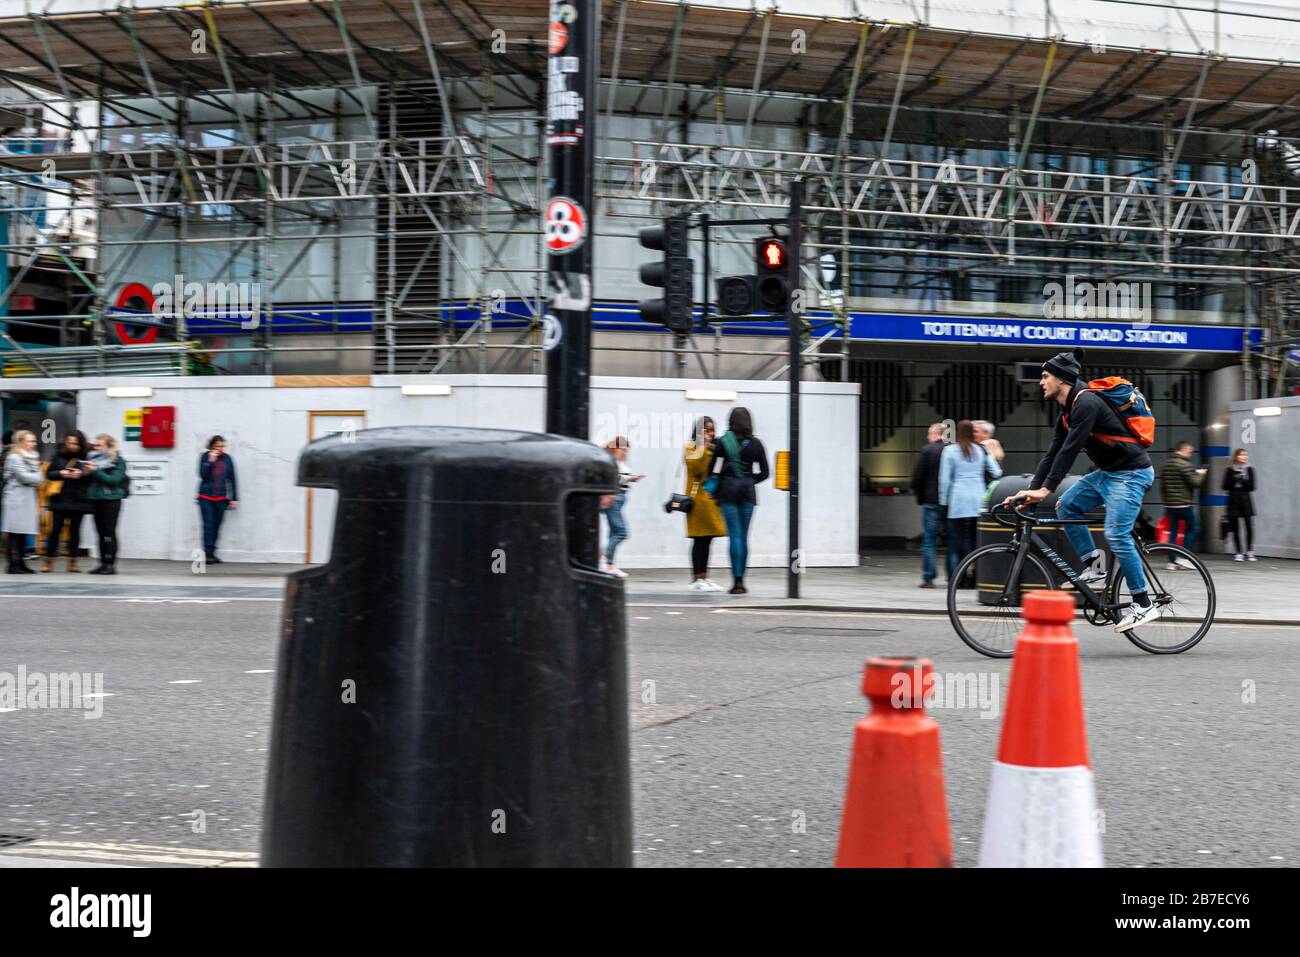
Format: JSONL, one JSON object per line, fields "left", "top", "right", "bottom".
{"left": 548, "top": 22, "right": 569, "bottom": 54}
{"left": 545, "top": 196, "right": 587, "bottom": 254}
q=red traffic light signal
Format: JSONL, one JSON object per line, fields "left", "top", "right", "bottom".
{"left": 756, "top": 237, "right": 787, "bottom": 271}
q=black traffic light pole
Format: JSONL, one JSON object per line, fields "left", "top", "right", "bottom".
{"left": 545, "top": 0, "right": 598, "bottom": 440}
{"left": 787, "top": 179, "right": 802, "bottom": 600}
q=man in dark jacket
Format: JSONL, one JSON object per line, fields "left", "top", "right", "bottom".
{"left": 1008, "top": 349, "right": 1157, "bottom": 634}
{"left": 912, "top": 422, "right": 947, "bottom": 588}
{"left": 1159, "top": 441, "right": 1205, "bottom": 567}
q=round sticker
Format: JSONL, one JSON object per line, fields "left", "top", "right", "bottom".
{"left": 548, "top": 22, "right": 569, "bottom": 55}
{"left": 545, "top": 196, "right": 587, "bottom": 254}
{"left": 111, "top": 282, "right": 161, "bottom": 345}
{"left": 541, "top": 314, "right": 563, "bottom": 351}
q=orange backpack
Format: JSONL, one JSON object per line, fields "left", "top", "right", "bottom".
{"left": 1061, "top": 377, "right": 1156, "bottom": 447}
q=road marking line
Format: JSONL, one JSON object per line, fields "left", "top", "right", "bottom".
{"left": 3, "top": 840, "right": 259, "bottom": 866}
{"left": 168, "top": 680, "right": 201, "bottom": 684}
{"left": 244, "top": 670, "right": 273, "bottom": 674}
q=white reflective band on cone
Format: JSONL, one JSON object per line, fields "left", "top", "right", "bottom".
{"left": 978, "top": 762, "right": 1104, "bottom": 867}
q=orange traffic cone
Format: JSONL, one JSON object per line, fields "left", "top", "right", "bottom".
{"left": 978, "top": 590, "right": 1103, "bottom": 867}
{"left": 836, "top": 657, "right": 953, "bottom": 867}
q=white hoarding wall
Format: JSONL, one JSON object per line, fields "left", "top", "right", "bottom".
{"left": 59, "top": 375, "right": 859, "bottom": 569}
{"left": 1227, "top": 396, "right": 1300, "bottom": 560}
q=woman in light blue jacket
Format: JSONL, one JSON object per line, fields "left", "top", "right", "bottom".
{"left": 940, "top": 419, "right": 1002, "bottom": 584}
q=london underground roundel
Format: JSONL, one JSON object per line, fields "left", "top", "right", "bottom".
{"left": 110, "top": 283, "right": 161, "bottom": 345}
{"left": 545, "top": 196, "right": 587, "bottom": 254}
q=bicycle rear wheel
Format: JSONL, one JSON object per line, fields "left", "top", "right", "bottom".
{"left": 1106, "top": 544, "right": 1215, "bottom": 654}
{"left": 948, "top": 544, "right": 1055, "bottom": 658}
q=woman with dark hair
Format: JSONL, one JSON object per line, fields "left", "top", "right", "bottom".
{"left": 42, "top": 429, "right": 92, "bottom": 572}
{"left": 82, "top": 433, "right": 128, "bottom": 575}
{"left": 710, "top": 406, "right": 770, "bottom": 595}
{"left": 683, "top": 416, "right": 725, "bottom": 591}
{"left": 1222, "top": 448, "right": 1256, "bottom": 561}
{"left": 939, "top": 419, "right": 1002, "bottom": 584}
{"left": 197, "top": 435, "right": 238, "bottom": 564}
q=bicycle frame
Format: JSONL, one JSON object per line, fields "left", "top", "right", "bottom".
{"left": 999, "top": 508, "right": 1170, "bottom": 617}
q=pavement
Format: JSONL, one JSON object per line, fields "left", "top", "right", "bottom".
{"left": 4, "top": 549, "right": 1296, "bottom": 624}
{"left": 2, "top": 549, "right": 1296, "bottom": 868}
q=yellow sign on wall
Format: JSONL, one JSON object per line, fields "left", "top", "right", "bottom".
{"left": 124, "top": 409, "right": 143, "bottom": 441}
{"left": 775, "top": 450, "right": 790, "bottom": 490}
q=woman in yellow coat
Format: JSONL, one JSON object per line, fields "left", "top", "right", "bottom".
{"left": 684, "top": 416, "right": 727, "bottom": 591}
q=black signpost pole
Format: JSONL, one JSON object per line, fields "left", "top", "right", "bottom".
{"left": 544, "top": 0, "right": 598, "bottom": 440}
{"left": 787, "top": 179, "right": 803, "bottom": 599}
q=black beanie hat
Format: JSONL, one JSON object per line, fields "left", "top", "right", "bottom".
{"left": 1043, "top": 348, "right": 1085, "bottom": 383}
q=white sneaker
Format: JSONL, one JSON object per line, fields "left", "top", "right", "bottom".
{"left": 689, "top": 579, "right": 710, "bottom": 591}
{"left": 1234, "top": 553, "right": 1245, "bottom": 562}
{"left": 1165, "top": 562, "right": 1179, "bottom": 571}
{"left": 1062, "top": 567, "right": 1107, "bottom": 590}
{"left": 1247, "top": 552, "right": 1258, "bottom": 562}
{"left": 1115, "top": 602, "right": 1163, "bottom": 633}
{"left": 604, "top": 564, "right": 628, "bottom": 578}
{"left": 1174, "top": 557, "right": 1196, "bottom": 571}
{"left": 703, "top": 579, "right": 724, "bottom": 592}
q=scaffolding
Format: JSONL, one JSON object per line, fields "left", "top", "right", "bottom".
{"left": 0, "top": 0, "right": 1298, "bottom": 394}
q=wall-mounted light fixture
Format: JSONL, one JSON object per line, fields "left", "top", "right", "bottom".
{"left": 105, "top": 386, "right": 154, "bottom": 398}
{"left": 400, "top": 383, "right": 454, "bottom": 396}
{"left": 685, "top": 389, "right": 738, "bottom": 402}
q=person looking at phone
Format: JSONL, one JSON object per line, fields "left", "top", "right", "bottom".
{"left": 197, "top": 435, "right": 239, "bottom": 565}
{"left": 42, "top": 430, "right": 92, "bottom": 573}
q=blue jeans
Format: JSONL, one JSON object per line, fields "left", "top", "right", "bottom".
{"left": 1164, "top": 505, "right": 1199, "bottom": 553}
{"left": 604, "top": 494, "right": 628, "bottom": 564}
{"left": 718, "top": 501, "right": 755, "bottom": 579}
{"left": 1056, "top": 467, "right": 1155, "bottom": 595}
{"left": 198, "top": 498, "right": 229, "bottom": 557}
{"left": 921, "top": 503, "right": 944, "bottom": 582}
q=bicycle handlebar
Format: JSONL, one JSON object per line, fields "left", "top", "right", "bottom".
{"left": 988, "top": 499, "right": 1039, "bottom": 528}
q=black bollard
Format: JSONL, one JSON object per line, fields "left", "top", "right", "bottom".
{"left": 261, "top": 426, "right": 631, "bottom": 866}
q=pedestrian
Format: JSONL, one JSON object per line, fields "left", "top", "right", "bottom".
{"left": 42, "top": 430, "right": 92, "bottom": 573}
{"left": 599, "top": 436, "right": 640, "bottom": 578}
{"left": 2, "top": 430, "right": 42, "bottom": 574}
{"left": 710, "top": 407, "right": 770, "bottom": 595}
{"left": 1222, "top": 448, "right": 1257, "bottom": 562}
{"left": 973, "top": 420, "right": 1005, "bottom": 466}
{"left": 1159, "top": 440, "right": 1206, "bottom": 569}
{"left": 683, "top": 416, "right": 726, "bottom": 592}
{"left": 197, "top": 435, "right": 238, "bottom": 564}
{"left": 940, "top": 419, "right": 1002, "bottom": 585}
{"left": 911, "top": 421, "right": 946, "bottom": 588}
{"left": 82, "top": 433, "right": 128, "bottom": 575}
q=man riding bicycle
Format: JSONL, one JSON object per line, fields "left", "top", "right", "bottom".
{"left": 1006, "top": 348, "right": 1159, "bottom": 633}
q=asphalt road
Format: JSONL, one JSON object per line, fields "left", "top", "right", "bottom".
{"left": 0, "top": 593, "right": 1295, "bottom": 867}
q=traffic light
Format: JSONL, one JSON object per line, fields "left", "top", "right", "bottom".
{"left": 754, "top": 236, "right": 790, "bottom": 311}
{"left": 638, "top": 216, "right": 694, "bottom": 334}
{"left": 715, "top": 274, "right": 756, "bottom": 317}
{"left": 715, "top": 235, "right": 792, "bottom": 317}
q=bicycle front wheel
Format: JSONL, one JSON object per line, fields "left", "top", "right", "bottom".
{"left": 948, "top": 544, "right": 1055, "bottom": 658}
{"left": 1106, "top": 544, "right": 1216, "bottom": 654}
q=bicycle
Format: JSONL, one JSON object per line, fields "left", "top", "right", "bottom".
{"left": 947, "top": 500, "right": 1216, "bottom": 658}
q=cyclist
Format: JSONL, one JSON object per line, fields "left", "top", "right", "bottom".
{"left": 1005, "top": 348, "right": 1159, "bottom": 633}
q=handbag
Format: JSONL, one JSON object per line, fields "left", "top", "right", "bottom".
{"left": 43, "top": 462, "right": 63, "bottom": 499}
{"left": 664, "top": 446, "right": 696, "bottom": 515}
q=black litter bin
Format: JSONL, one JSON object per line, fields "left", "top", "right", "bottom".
{"left": 976, "top": 473, "right": 1111, "bottom": 605}
{"left": 261, "top": 426, "right": 631, "bottom": 867}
